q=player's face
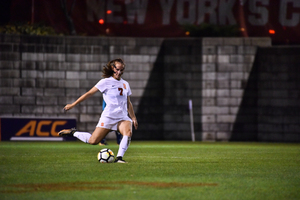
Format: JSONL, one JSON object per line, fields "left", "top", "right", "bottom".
{"left": 112, "top": 62, "right": 125, "bottom": 80}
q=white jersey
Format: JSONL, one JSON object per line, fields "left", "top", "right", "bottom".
{"left": 95, "top": 76, "right": 131, "bottom": 120}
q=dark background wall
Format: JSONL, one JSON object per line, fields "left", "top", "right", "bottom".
{"left": 256, "top": 47, "right": 300, "bottom": 142}
{"left": 135, "top": 39, "right": 203, "bottom": 140}
{"left": 1, "top": 34, "right": 299, "bottom": 142}
{"left": 231, "top": 47, "right": 300, "bottom": 142}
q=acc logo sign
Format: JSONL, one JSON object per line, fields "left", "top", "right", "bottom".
{"left": 0, "top": 118, "right": 76, "bottom": 141}
{"left": 15, "top": 120, "right": 67, "bottom": 137}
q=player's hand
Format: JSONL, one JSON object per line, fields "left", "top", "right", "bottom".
{"left": 63, "top": 104, "right": 74, "bottom": 112}
{"left": 132, "top": 118, "right": 138, "bottom": 130}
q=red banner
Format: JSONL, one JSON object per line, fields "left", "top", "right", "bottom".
{"left": 9, "top": 0, "right": 300, "bottom": 44}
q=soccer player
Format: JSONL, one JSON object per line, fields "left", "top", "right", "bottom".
{"left": 58, "top": 58, "right": 138, "bottom": 163}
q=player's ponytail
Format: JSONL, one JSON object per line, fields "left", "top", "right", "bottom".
{"left": 102, "top": 58, "right": 125, "bottom": 78}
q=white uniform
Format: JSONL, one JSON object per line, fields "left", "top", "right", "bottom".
{"left": 95, "top": 77, "right": 132, "bottom": 130}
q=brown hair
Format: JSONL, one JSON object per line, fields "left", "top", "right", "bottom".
{"left": 102, "top": 58, "right": 126, "bottom": 78}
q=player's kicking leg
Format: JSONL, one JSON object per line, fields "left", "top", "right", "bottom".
{"left": 58, "top": 127, "right": 110, "bottom": 145}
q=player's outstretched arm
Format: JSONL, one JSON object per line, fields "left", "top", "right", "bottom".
{"left": 127, "top": 96, "right": 138, "bottom": 130}
{"left": 64, "top": 87, "right": 98, "bottom": 111}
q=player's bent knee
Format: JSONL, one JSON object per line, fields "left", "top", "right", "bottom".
{"left": 88, "top": 141, "right": 98, "bottom": 145}
{"left": 88, "top": 138, "right": 100, "bottom": 145}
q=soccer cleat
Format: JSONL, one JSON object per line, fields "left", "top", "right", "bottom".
{"left": 58, "top": 128, "right": 77, "bottom": 137}
{"left": 114, "top": 157, "right": 127, "bottom": 163}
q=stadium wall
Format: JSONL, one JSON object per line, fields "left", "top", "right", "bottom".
{"left": 231, "top": 46, "right": 300, "bottom": 142}
{"left": 1, "top": 34, "right": 299, "bottom": 142}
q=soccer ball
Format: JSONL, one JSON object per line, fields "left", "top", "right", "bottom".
{"left": 97, "top": 148, "right": 115, "bottom": 163}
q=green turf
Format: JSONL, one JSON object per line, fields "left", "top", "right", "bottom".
{"left": 0, "top": 141, "right": 299, "bottom": 200}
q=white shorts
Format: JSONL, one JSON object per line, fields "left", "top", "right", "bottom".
{"left": 96, "top": 115, "right": 132, "bottom": 131}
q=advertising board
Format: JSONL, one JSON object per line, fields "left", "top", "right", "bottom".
{"left": 0, "top": 117, "right": 76, "bottom": 141}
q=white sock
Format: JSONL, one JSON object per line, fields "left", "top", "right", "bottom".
{"left": 73, "top": 131, "right": 92, "bottom": 143}
{"left": 117, "top": 135, "right": 131, "bottom": 158}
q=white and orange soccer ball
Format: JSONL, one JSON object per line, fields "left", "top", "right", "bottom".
{"left": 97, "top": 148, "right": 115, "bottom": 163}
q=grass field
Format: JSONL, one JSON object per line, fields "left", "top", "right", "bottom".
{"left": 0, "top": 141, "right": 299, "bottom": 200}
